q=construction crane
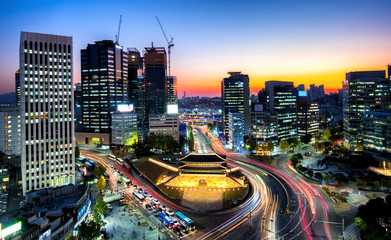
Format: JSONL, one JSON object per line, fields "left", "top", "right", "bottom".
{"left": 156, "top": 16, "right": 174, "bottom": 77}
{"left": 115, "top": 15, "right": 122, "bottom": 45}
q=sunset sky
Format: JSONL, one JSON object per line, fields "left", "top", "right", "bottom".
{"left": 0, "top": 0, "right": 390, "bottom": 96}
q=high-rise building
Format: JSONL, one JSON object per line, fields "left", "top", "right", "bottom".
{"left": 343, "top": 70, "right": 389, "bottom": 150}
{"left": 250, "top": 103, "right": 278, "bottom": 146}
{"left": 263, "top": 81, "right": 297, "bottom": 141}
{"left": 308, "top": 84, "right": 325, "bottom": 101}
{"left": 144, "top": 46, "right": 167, "bottom": 115}
{"left": 228, "top": 112, "right": 244, "bottom": 152}
{"left": 149, "top": 113, "right": 179, "bottom": 142}
{"left": 221, "top": 72, "right": 250, "bottom": 139}
{"left": 297, "top": 84, "right": 305, "bottom": 91}
{"left": 166, "top": 76, "right": 177, "bottom": 104}
{"left": 20, "top": 32, "right": 75, "bottom": 194}
{"left": 15, "top": 70, "right": 20, "bottom": 107}
{"left": 0, "top": 107, "right": 21, "bottom": 157}
{"left": 297, "top": 96, "right": 319, "bottom": 139}
{"left": 74, "top": 83, "right": 82, "bottom": 131}
{"left": 111, "top": 105, "right": 138, "bottom": 146}
{"left": 127, "top": 48, "right": 146, "bottom": 139}
{"left": 81, "top": 40, "right": 128, "bottom": 133}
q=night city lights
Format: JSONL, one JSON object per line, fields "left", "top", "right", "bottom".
{"left": 0, "top": 1, "right": 390, "bottom": 240}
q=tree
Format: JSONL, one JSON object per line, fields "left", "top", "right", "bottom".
{"left": 207, "top": 123, "right": 215, "bottom": 131}
{"left": 75, "top": 145, "right": 81, "bottom": 159}
{"left": 297, "top": 141, "right": 303, "bottom": 149}
{"left": 77, "top": 220, "right": 101, "bottom": 240}
{"left": 322, "top": 129, "right": 332, "bottom": 141}
{"left": 314, "top": 141, "right": 320, "bottom": 152}
{"left": 290, "top": 155, "right": 299, "bottom": 167}
{"left": 267, "top": 140, "right": 274, "bottom": 152}
{"left": 373, "top": 181, "right": 381, "bottom": 188}
{"left": 93, "top": 195, "right": 108, "bottom": 219}
{"left": 93, "top": 165, "right": 106, "bottom": 178}
{"left": 301, "top": 134, "right": 312, "bottom": 144}
{"left": 96, "top": 176, "right": 106, "bottom": 193}
{"left": 188, "top": 125, "right": 195, "bottom": 152}
{"left": 279, "top": 140, "right": 289, "bottom": 152}
{"left": 246, "top": 137, "right": 256, "bottom": 152}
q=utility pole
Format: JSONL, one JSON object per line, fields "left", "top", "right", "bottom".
{"left": 249, "top": 211, "right": 253, "bottom": 234}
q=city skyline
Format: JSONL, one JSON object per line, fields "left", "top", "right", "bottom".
{"left": 1, "top": 0, "right": 390, "bottom": 96}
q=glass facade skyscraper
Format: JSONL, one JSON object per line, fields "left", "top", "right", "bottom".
{"left": 343, "top": 70, "right": 389, "bottom": 150}
{"left": 81, "top": 40, "right": 128, "bottom": 133}
{"left": 221, "top": 72, "right": 250, "bottom": 139}
{"left": 20, "top": 32, "right": 75, "bottom": 194}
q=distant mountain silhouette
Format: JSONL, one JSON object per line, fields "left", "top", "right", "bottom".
{"left": 0, "top": 92, "right": 16, "bottom": 105}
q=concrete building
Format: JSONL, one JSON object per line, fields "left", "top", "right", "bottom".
{"left": 221, "top": 72, "right": 250, "bottom": 139}
{"left": 81, "top": 40, "right": 128, "bottom": 134}
{"left": 149, "top": 114, "right": 179, "bottom": 142}
{"left": 343, "top": 70, "right": 389, "bottom": 150}
{"left": 0, "top": 107, "right": 21, "bottom": 158}
{"left": 20, "top": 32, "right": 75, "bottom": 194}
{"left": 228, "top": 112, "right": 244, "bottom": 152}
{"left": 307, "top": 84, "right": 325, "bottom": 101}
{"left": 263, "top": 81, "right": 297, "bottom": 141}
{"left": 111, "top": 105, "right": 138, "bottom": 146}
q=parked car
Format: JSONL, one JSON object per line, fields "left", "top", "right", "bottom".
{"left": 153, "top": 199, "right": 160, "bottom": 205}
{"left": 161, "top": 205, "right": 166, "bottom": 211}
{"left": 152, "top": 210, "right": 158, "bottom": 216}
{"left": 151, "top": 202, "right": 158, "bottom": 209}
{"left": 145, "top": 204, "right": 152, "bottom": 210}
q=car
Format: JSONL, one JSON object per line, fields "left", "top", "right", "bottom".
{"left": 106, "top": 204, "right": 113, "bottom": 211}
{"left": 138, "top": 188, "right": 143, "bottom": 193}
{"left": 172, "top": 219, "right": 180, "bottom": 227}
{"left": 153, "top": 199, "right": 160, "bottom": 205}
{"left": 157, "top": 207, "right": 163, "bottom": 213}
{"left": 145, "top": 204, "right": 152, "bottom": 210}
{"left": 17, "top": 191, "right": 22, "bottom": 196}
{"left": 161, "top": 205, "right": 166, "bottom": 211}
{"left": 133, "top": 184, "right": 138, "bottom": 188}
{"left": 173, "top": 226, "right": 183, "bottom": 237}
{"left": 148, "top": 194, "right": 153, "bottom": 199}
{"left": 384, "top": 189, "right": 391, "bottom": 194}
{"left": 143, "top": 190, "right": 148, "bottom": 195}
{"left": 152, "top": 210, "right": 158, "bottom": 216}
{"left": 180, "top": 224, "right": 189, "bottom": 233}
{"left": 151, "top": 202, "right": 157, "bottom": 209}
{"left": 166, "top": 208, "right": 174, "bottom": 216}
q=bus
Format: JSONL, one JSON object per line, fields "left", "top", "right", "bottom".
{"left": 116, "top": 158, "right": 124, "bottom": 166}
{"left": 108, "top": 154, "right": 116, "bottom": 161}
{"left": 175, "top": 212, "right": 195, "bottom": 230}
{"left": 124, "top": 163, "right": 131, "bottom": 170}
{"left": 158, "top": 212, "right": 174, "bottom": 229}
{"left": 132, "top": 191, "right": 145, "bottom": 202}
{"left": 121, "top": 176, "right": 131, "bottom": 186}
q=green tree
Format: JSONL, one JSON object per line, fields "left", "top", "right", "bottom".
{"left": 75, "top": 145, "right": 81, "bottom": 159}
{"left": 207, "top": 123, "right": 215, "bottom": 131}
{"left": 322, "top": 129, "right": 332, "bottom": 141}
{"left": 93, "top": 195, "right": 108, "bottom": 220}
{"left": 246, "top": 137, "right": 256, "bottom": 152}
{"left": 267, "top": 140, "right": 274, "bottom": 152}
{"left": 301, "top": 134, "right": 312, "bottom": 144}
{"left": 373, "top": 181, "right": 381, "bottom": 188}
{"left": 279, "top": 140, "right": 289, "bottom": 152}
{"left": 314, "top": 141, "right": 320, "bottom": 152}
{"left": 290, "top": 155, "right": 299, "bottom": 167}
{"left": 96, "top": 176, "right": 106, "bottom": 193}
{"left": 188, "top": 125, "right": 195, "bottom": 152}
{"left": 93, "top": 165, "right": 106, "bottom": 178}
{"left": 324, "top": 174, "right": 332, "bottom": 181}
{"left": 297, "top": 141, "right": 303, "bottom": 149}
{"left": 354, "top": 217, "right": 368, "bottom": 231}
{"left": 78, "top": 220, "right": 101, "bottom": 240}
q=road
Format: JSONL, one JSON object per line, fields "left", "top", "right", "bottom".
{"left": 196, "top": 125, "right": 344, "bottom": 240}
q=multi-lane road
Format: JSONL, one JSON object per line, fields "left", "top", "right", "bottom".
{"left": 82, "top": 126, "right": 347, "bottom": 239}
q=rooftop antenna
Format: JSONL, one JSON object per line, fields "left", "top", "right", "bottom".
{"left": 115, "top": 15, "right": 122, "bottom": 44}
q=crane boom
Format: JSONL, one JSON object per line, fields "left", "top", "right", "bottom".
{"left": 156, "top": 16, "right": 174, "bottom": 76}
{"left": 115, "top": 15, "right": 122, "bottom": 44}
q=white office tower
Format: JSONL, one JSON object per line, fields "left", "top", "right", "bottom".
{"left": 20, "top": 32, "right": 75, "bottom": 195}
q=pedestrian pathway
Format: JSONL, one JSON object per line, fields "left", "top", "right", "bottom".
{"left": 104, "top": 203, "right": 164, "bottom": 240}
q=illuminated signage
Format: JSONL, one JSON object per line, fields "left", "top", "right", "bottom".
{"left": 39, "top": 229, "right": 51, "bottom": 240}
{"left": 1, "top": 222, "right": 22, "bottom": 238}
{"left": 298, "top": 91, "right": 307, "bottom": 97}
{"left": 117, "top": 104, "right": 134, "bottom": 112}
{"left": 167, "top": 104, "right": 178, "bottom": 114}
